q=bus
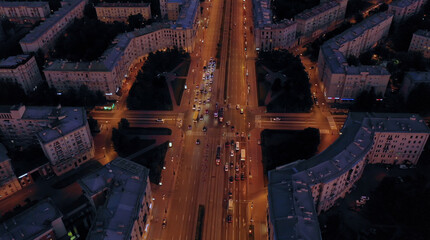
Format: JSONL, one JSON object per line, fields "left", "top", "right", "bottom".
{"left": 193, "top": 111, "right": 199, "bottom": 122}
{"left": 241, "top": 149, "right": 246, "bottom": 161}
{"left": 94, "top": 103, "right": 115, "bottom": 111}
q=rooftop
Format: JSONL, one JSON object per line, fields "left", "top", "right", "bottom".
{"left": 0, "top": 1, "right": 49, "bottom": 8}
{"left": 80, "top": 157, "right": 150, "bottom": 240}
{"left": 95, "top": 2, "right": 150, "bottom": 8}
{"left": 390, "top": 0, "right": 419, "bottom": 8}
{"left": 0, "top": 55, "right": 32, "bottom": 69}
{"left": 295, "top": 0, "right": 339, "bottom": 21}
{"left": 268, "top": 112, "right": 430, "bottom": 240}
{"left": 414, "top": 29, "right": 430, "bottom": 38}
{"left": 44, "top": 22, "right": 171, "bottom": 72}
{"left": 174, "top": 0, "right": 198, "bottom": 29}
{"left": 320, "top": 12, "right": 393, "bottom": 74}
{"left": 404, "top": 71, "right": 430, "bottom": 83}
{"left": 32, "top": 106, "right": 87, "bottom": 144}
{"left": 20, "top": 0, "right": 86, "bottom": 44}
{"left": 0, "top": 198, "right": 63, "bottom": 240}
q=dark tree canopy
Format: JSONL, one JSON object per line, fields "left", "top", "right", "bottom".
{"left": 52, "top": 17, "right": 126, "bottom": 61}
{"left": 258, "top": 50, "right": 313, "bottom": 113}
{"left": 127, "top": 48, "right": 189, "bottom": 110}
{"left": 272, "top": 0, "right": 320, "bottom": 21}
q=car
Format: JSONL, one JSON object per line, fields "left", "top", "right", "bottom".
{"left": 226, "top": 215, "right": 232, "bottom": 223}
{"left": 194, "top": 98, "right": 198, "bottom": 102}
{"left": 228, "top": 191, "right": 233, "bottom": 199}
{"left": 203, "top": 126, "right": 207, "bottom": 132}
{"left": 240, "top": 108, "right": 244, "bottom": 114}
{"left": 198, "top": 100, "right": 202, "bottom": 104}
{"left": 240, "top": 172, "right": 245, "bottom": 181}
{"left": 196, "top": 84, "right": 199, "bottom": 89}
{"left": 156, "top": 118, "right": 164, "bottom": 122}
{"left": 235, "top": 174, "right": 239, "bottom": 181}
{"left": 188, "top": 125, "right": 192, "bottom": 130}
{"left": 225, "top": 141, "right": 230, "bottom": 148}
{"left": 196, "top": 139, "right": 200, "bottom": 145}
{"left": 205, "top": 109, "right": 209, "bottom": 114}
{"left": 231, "top": 126, "right": 235, "bottom": 131}
{"left": 230, "top": 162, "right": 234, "bottom": 168}
{"left": 229, "top": 176, "right": 234, "bottom": 183}
{"left": 200, "top": 115, "right": 204, "bottom": 121}
{"left": 226, "top": 121, "right": 231, "bottom": 126}
{"left": 225, "top": 164, "right": 229, "bottom": 171}
{"left": 192, "top": 105, "right": 196, "bottom": 110}
{"left": 207, "top": 98, "right": 211, "bottom": 102}
{"left": 162, "top": 219, "right": 167, "bottom": 228}
{"left": 235, "top": 132, "right": 239, "bottom": 137}
{"left": 273, "top": 117, "right": 281, "bottom": 121}
{"left": 230, "top": 150, "right": 234, "bottom": 157}
{"left": 241, "top": 132, "right": 245, "bottom": 138}
{"left": 197, "top": 107, "right": 201, "bottom": 111}
{"left": 236, "top": 104, "right": 240, "bottom": 110}
{"left": 231, "top": 140, "right": 235, "bottom": 146}
{"left": 235, "top": 165, "right": 239, "bottom": 172}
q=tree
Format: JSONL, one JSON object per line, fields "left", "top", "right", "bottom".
{"left": 127, "top": 13, "right": 144, "bottom": 30}
{"left": 84, "top": 3, "right": 97, "bottom": 19}
{"left": 88, "top": 116, "right": 99, "bottom": 132}
{"left": 406, "top": 83, "right": 430, "bottom": 114}
{"left": 118, "top": 118, "right": 130, "bottom": 130}
{"left": 350, "top": 88, "right": 377, "bottom": 112}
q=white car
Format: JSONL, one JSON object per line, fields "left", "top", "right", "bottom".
{"left": 230, "top": 150, "right": 234, "bottom": 157}
{"left": 225, "top": 164, "right": 229, "bottom": 172}
{"left": 273, "top": 117, "right": 281, "bottom": 121}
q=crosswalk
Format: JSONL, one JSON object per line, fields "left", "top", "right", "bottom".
{"left": 187, "top": 131, "right": 236, "bottom": 137}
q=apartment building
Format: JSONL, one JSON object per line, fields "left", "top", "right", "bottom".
{"left": 0, "top": 198, "right": 67, "bottom": 239}
{"left": 44, "top": 23, "right": 173, "bottom": 98}
{"left": 0, "top": 144, "right": 22, "bottom": 200}
{"left": 44, "top": 0, "right": 199, "bottom": 99}
{"left": 408, "top": 29, "right": 430, "bottom": 58}
{"left": 387, "top": 0, "right": 428, "bottom": 22}
{"left": 268, "top": 112, "right": 430, "bottom": 240}
{"left": 400, "top": 71, "right": 430, "bottom": 97}
{"left": 19, "top": 0, "right": 87, "bottom": 53}
{"left": 95, "top": 3, "right": 151, "bottom": 23}
{"left": 318, "top": 12, "right": 393, "bottom": 102}
{"left": 0, "top": 105, "right": 94, "bottom": 176}
{"left": 167, "top": 0, "right": 183, "bottom": 21}
{"left": 0, "top": 55, "right": 43, "bottom": 93}
{"left": 80, "top": 157, "right": 152, "bottom": 240}
{"left": 253, "top": 0, "right": 297, "bottom": 51}
{"left": 295, "top": 0, "right": 347, "bottom": 44}
{"left": 160, "top": 0, "right": 168, "bottom": 18}
{"left": 0, "top": 1, "right": 50, "bottom": 24}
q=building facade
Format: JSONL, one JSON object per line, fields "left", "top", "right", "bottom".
{"left": 408, "top": 29, "right": 430, "bottom": 58}
{"left": 268, "top": 112, "right": 430, "bottom": 240}
{"left": 0, "top": 55, "right": 43, "bottom": 93}
{"left": 295, "top": 0, "right": 347, "bottom": 44}
{"left": 387, "top": 0, "right": 428, "bottom": 22}
{"left": 252, "top": 0, "right": 297, "bottom": 51}
{"left": 44, "top": 0, "right": 200, "bottom": 99}
{"left": 0, "top": 1, "right": 50, "bottom": 24}
{"left": 19, "top": 0, "right": 87, "bottom": 53}
{"left": 80, "top": 157, "right": 153, "bottom": 240}
{"left": 318, "top": 12, "right": 393, "bottom": 102}
{"left": 0, "top": 144, "right": 22, "bottom": 200}
{"left": 0, "top": 105, "right": 94, "bottom": 176}
{"left": 95, "top": 3, "right": 151, "bottom": 23}
{"left": 167, "top": 0, "right": 183, "bottom": 21}
{"left": 0, "top": 198, "right": 67, "bottom": 239}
